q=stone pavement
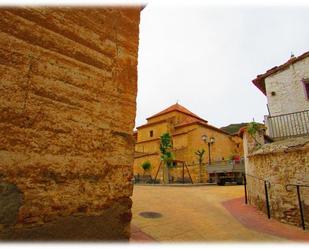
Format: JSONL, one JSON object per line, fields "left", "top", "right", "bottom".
{"left": 130, "top": 185, "right": 309, "bottom": 242}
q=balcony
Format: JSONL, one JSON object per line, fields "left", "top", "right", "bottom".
{"left": 265, "top": 110, "right": 309, "bottom": 140}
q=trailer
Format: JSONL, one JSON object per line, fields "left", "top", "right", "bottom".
{"left": 206, "top": 159, "right": 245, "bottom": 185}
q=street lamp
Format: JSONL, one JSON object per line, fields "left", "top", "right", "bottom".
{"left": 201, "top": 135, "right": 215, "bottom": 165}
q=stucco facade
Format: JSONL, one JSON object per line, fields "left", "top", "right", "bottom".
{"left": 133, "top": 104, "right": 243, "bottom": 183}
{"left": 0, "top": 7, "right": 142, "bottom": 240}
{"left": 265, "top": 55, "right": 309, "bottom": 116}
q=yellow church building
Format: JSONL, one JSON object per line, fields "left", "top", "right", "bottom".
{"left": 133, "top": 103, "right": 243, "bottom": 183}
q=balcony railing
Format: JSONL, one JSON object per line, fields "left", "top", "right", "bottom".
{"left": 266, "top": 110, "right": 309, "bottom": 140}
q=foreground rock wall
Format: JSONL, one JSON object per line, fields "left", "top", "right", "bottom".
{"left": 0, "top": 7, "right": 141, "bottom": 240}
{"left": 243, "top": 130, "right": 309, "bottom": 228}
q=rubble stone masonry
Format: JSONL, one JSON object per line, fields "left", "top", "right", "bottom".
{"left": 243, "top": 129, "right": 309, "bottom": 228}
{"left": 0, "top": 7, "right": 141, "bottom": 240}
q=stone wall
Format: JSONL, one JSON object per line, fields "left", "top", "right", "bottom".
{"left": 134, "top": 156, "right": 208, "bottom": 184}
{"left": 243, "top": 128, "right": 309, "bottom": 228}
{"left": 265, "top": 56, "right": 309, "bottom": 116}
{"left": 169, "top": 164, "right": 208, "bottom": 183}
{"left": 133, "top": 153, "right": 159, "bottom": 180}
{"left": 0, "top": 7, "right": 141, "bottom": 240}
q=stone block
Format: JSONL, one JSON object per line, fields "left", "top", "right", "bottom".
{"left": 0, "top": 7, "right": 141, "bottom": 240}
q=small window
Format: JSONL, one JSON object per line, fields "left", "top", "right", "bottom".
{"left": 237, "top": 144, "right": 240, "bottom": 148}
{"left": 149, "top": 130, "right": 153, "bottom": 137}
{"left": 303, "top": 79, "right": 309, "bottom": 100}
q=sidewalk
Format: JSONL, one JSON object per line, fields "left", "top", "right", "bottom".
{"left": 222, "top": 197, "right": 309, "bottom": 241}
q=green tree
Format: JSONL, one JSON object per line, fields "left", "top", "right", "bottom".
{"left": 247, "top": 121, "right": 262, "bottom": 147}
{"left": 159, "top": 132, "right": 174, "bottom": 168}
{"left": 159, "top": 132, "right": 174, "bottom": 183}
{"left": 195, "top": 149, "right": 205, "bottom": 183}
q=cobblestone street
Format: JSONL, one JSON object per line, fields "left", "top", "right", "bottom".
{"left": 130, "top": 185, "right": 309, "bottom": 242}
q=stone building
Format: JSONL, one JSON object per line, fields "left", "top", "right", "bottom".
{"left": 0, "top": 7, "right": 142, "bottom": 240}
{"left": 133, "top": 103, "right": 243, "bottom": 183}
{"left": 242, "top": 51, "right": 309, "bottom": 229}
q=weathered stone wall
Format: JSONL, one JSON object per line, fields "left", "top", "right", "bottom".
{"left": 265, "top": 56, "right": 309, "bottom": 116}
{"left": 168, "top": 164, "right": 208, "bottom": 183}
{"left": 134, "top": 158, "right": 208, "bottom": 184}
{"left": 243, "top": 129, "right": 309, "bottom": 228}
{"left": 0, "top": 7, "right": 141, "bottom": 240}
{"left": 133, "top": 153, "right": 159, "bottom": 180}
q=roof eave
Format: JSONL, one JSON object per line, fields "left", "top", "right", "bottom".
{"left": 252, "top": 78, "right": 267, "bottom": 95}
{"left": 252, "top": 51, "right": 309, "bottom": 95}
{"left": 136, "top": 119, "right": 168, "bottom": 129}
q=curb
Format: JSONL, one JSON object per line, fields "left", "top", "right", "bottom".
{"left": 134, "top": 183, "right": 217, "bottom": 187}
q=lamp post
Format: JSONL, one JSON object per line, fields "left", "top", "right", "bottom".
{"left": 201, "top": 135, "right": 215, "bottom": 165}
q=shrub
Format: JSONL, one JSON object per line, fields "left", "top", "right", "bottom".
{"left": 141, "top": 161, "right": 151, "bottom": 171}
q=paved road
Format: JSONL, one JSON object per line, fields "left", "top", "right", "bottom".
{"left": 131, "top": 185, "right": 287, "bottom": 242}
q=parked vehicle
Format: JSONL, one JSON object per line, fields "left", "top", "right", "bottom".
{"left": 206, "top": 158, "right": 245, "bottom": 185}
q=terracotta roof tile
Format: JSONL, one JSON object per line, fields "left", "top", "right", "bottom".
{"left": 252, "top": 51, "right": 309, "bottom": 95}
{"left": 175, "top": 117, "right": 230, "bottom": 135}
{"left": 147, "top": 103, "right": 208, "bottom": 123}
{"left": 176, "top": 116, "right": 207, "bottom": 127}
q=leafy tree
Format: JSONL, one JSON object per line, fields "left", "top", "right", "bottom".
{"left": 159, "top": 132, "right": 174, "bottom": 168}
{"left": 159, "top": 132, "right": 174, "bottom": 184}
{"left": 247, "top": 121, "right": 262, "bottom": 146}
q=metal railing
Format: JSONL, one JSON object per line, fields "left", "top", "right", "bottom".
{"left": 244, "top": 175, "right": 309, "bottom": 230}
{"left": 244, "top": 174, "right": 271, "bottom": 219}
{"left": 286, "top": 184, "right": 309, "bottom": 230}
{"left": 266, "top": 110, "right": 309, "bottom": 139}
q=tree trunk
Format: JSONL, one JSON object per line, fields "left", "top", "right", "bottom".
{"left": 163, "top": 164, "right": 169, "bottom": 184}
{"left": 199, "top": 163, "right": 202, "bottom": 183}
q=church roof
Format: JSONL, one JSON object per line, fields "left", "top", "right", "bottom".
{"left": 137, "top": 103, "right": 230, "bottom": 136}
{"left": 146, "top": 103, "right": 208, "bottom": 123}
{"left": 175, "top": 116, "right": 230, "bottom": 135}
